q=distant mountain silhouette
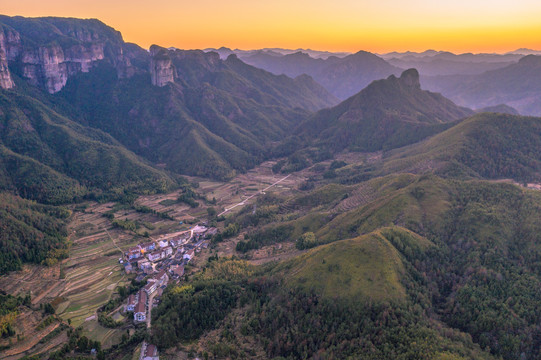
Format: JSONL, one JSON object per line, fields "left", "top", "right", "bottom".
{"left": 423, "top": 55, "right": 541, "bottom": 116}
{"left": 382, "top": 51, "right": 521, "bottom": 76}
{"left": 239, "top": 50, "right": 401, "bottom": 100}
{"left": 476, "top": 104, "right": 520, "bottom": 115}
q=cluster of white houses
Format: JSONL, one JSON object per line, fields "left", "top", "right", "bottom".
{"left": 126, "top": 269, "right": 169, "bottom": 323}
{"left": 122, "top": 227, "right": 214, "bottom": 360}
{"left": 123, "top": 225, "right": 216, "bottom": 326}
{"left": 123, "top": 225, "right": 215, "bottom": 275}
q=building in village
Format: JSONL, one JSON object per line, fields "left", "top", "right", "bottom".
{"left": 138, "top": 260, "right": 152, "bottom": 272}
{"left": 126, "top": 246, "right": 142, "bottom": 260}
{"left": 147, "top": 250, "right": 164, "bottom": 262}
{"left": 169, "top": 237, "right": 183, "bottom": 248}
{"left": 144, "top": 281, "right": 158, "bottom": 296}
{"left": 158, "top": 239, "right": 169, "bottom": 248}
{"left": 126, "top": 294, "right": 137, "bottom": 312}
{"left": 134, "top": 290, "right": 147, "bottom": 323}
{"left": 163, "top": 246, "right": 173, "bottom": 257}
{"left": 141, "top": 242, "right": 156, "bottom": 253}
{"left": 155, "top": 269, "right": 169, "bottom": 286}
{"left": 183, "top": 249, "right": 195, "bottom": 261}
{"left": 192, "top": 225, "right": 207, "bottom": 236}
{"left": 140, "top": 342, "right": 159, "bottom": 360}
{"left": 169, "top": 264, "right": 185, "bottom": 279}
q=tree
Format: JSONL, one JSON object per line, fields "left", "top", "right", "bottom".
{"left": 296, "top": 232, "right": 317, "bottom": 250}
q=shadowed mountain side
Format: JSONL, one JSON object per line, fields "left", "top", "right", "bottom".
{"left": 475, "top": 104, "right": 520, "bottom": 115}
{"left": 1, "top": 15, "right": 338, "bottom": 181}
{"left": 58, "top": 48, "right": 338, "bottom": 180}
{"left": 293, "top": 69, "right": 473, "bottom": 153}
{"left": 0, "top": 90, "right": 176, "bottom": 204}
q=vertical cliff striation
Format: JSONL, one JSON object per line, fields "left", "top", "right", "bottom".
{"left": 149, "top": 45, "right": 175, "bottom": 87}
{"left": 0, "top": 16, "right": 136, "bottom": 93}
{"left": 0, "top": 26, "right": 15, "bottom": 89}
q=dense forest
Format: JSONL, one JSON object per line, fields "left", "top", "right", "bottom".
{"left": 151, "top": 258, "right": 495, "bottom": 359}
{"left": 0, "top": 91, "right": 177, "bottom": 204}
{"left": 0, "top": 193, "right": 70, "bottom": 274}
{"left": 151, "top": 175, "right": 541, "bottom": 360}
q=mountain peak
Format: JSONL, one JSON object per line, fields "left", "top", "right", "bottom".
{"left": 399, "top": 68, "right": 420, "bottom": 88}
{"left": 295, "top": 65, "right": 472, "bottom": 153}
{"left": 518, "top": 54, "right": 541, "bottom": 65}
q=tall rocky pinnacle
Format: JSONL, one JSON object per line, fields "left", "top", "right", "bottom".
{"left": 149, "top": 45, "right": 175, "bottom": 87}
{"left": 399, "top": 68, "right": 421, "bottom": 89}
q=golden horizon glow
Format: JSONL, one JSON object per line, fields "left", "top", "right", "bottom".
{"left": 1, "top": 0, "right": 541, "bottom": 54}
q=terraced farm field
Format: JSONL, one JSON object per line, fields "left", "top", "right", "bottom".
{"left": 0, "top": 160, "right": 311, "bottom": 357}
{"left": 333, "top": 182, "right": 377, "bottom": 213}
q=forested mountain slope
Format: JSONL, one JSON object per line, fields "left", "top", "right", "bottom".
{"left": 292, "top": 69, "right": 473, "bottom": 154}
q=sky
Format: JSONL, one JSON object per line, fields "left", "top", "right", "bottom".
{"left": 1, "top": 0, "right": 541, "bottom": 53}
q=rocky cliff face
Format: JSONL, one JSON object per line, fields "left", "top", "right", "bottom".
{"left": 0, "top": 17, "right": 135, "bottom": 93}
{"left": 0, "top": 28, "right": 15, "bottom": 89}
{"left": 149, "top": 45, "right": 175, "bottom": 87}
{"left": 19, "top": 42, "right": 107, "bottom": 93}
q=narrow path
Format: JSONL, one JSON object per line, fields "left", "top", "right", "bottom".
{"left": 146, "top": 291, "right": 157, "bottom": 329}
{"left": 217, "top": 174, "right": 291, "bottom": 217}
{"left": 102, "top": 226, "right": 123, "bottom": 254}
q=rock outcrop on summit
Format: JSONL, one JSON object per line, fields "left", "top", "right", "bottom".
{"left": 294, "top": 68, "right": 473, "bottom": 152}
{"left": 150, "top": 45, "right": 175, "bottom": 87}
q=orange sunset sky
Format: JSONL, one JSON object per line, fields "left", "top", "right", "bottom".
{"left": 1, "top": 0, "right": 540, "bottom": 53}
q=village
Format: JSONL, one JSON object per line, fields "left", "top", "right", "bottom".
{"left": 120, "top": 224, "right": 217, "bottom": 360}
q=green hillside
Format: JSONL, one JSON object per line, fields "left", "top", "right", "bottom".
{"left": 0, "top": 193, "right": 70, "bottom": 274}
{"left": 3, "top": 14, "right": 541, "bottom": 360}
{"left": 152, "top": 243, "right": 495, "bottom": 360}
{"left": 0, "top": 90, "right": 176, "bottom": 203}
{"left": 379, "top": 112, "right": 541, "bottom": 183}
{"left": 277, "top": 230, "right": 409, "bottom": 302}
{"left": 228, "top": 174, "right": 541, "bottom": 359}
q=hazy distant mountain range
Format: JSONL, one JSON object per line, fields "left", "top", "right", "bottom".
{"left": 382, "top": 51, "right": 521, "bottom": 76}
{"left": 204, "top": 46, "right": 351, "bottom": 60}
{"left": 204, "top": 47, "right": 541, "bottom": 105}
{"left": 423, "top": 55, "right": 541, "bottom": 116}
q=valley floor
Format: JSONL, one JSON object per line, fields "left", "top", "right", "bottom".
{"left": 2, "top": 153, "right": 540, "bottom": 359}
{"left": 0, "top": 159, "right": 309, "bottom": 359}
